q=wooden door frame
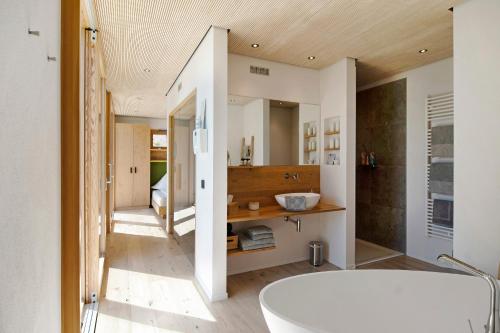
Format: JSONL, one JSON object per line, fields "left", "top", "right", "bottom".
{"left": 105, "top": 91, "right": 112, "bottom": 233}
{"left": 167, "top": 89, "right": 196, "bottom": 235}
{"left": 61, "top": 0, "right": 80, "bottom": 331}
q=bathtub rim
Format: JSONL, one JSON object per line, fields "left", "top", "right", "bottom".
{"left": 258, "top": 269, "right": 479, "bottom": 333}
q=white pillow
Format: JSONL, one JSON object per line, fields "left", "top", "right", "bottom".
{"left": 151, "top": 174, "right": 167, "bottom": 191}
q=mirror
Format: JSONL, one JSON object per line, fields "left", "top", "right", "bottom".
{"left": 227, "top": 95, "right": 320, "bottom": 166}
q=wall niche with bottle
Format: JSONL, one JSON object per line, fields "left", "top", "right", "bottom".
{"left": 324, "top": 116, "right": 340, "bottom": 166}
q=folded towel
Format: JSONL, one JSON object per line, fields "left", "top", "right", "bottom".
{"left": 245, "top": 232, "right": 274, "bottom": 241}
{"left": 239, "top": 233, "right": 275, "bottom": 250}
{"left": 246, "top": 225, "right": 273, "bottom": 238}
{"left": 432, "top": 199, "right": 453, "bottom": 228}
{"left": 285, "top": 196, "right": 306, "bottom": 211}
{"left": 431, "top": 125, "right": 453, "bottom": 158}
{"left": 429, "top": 181, "right": 454, "bottom": 196}
{"left": 431, "top": 125, "right": 453, "bottom": 145}
{"left": 432, "top": 144, "right": 453, "bottom": 158}
{"left": 241, "top": 243, "right": 276, "bottom": 251}
{"left": 429, "top": 163, "right": 453, "bottom": 182}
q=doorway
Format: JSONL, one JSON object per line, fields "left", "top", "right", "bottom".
{"left": 355, "top": 79, "right": 407, "bottom": 266}
{"left": 168, "top": 93, "right": 197, "bottom": 263}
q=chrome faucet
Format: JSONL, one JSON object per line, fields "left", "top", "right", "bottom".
{"left": 283, "top": 172, "right": 299, "bottom": 180}
{"left": 438, "top": 254, "right": 499, "bottom": 333}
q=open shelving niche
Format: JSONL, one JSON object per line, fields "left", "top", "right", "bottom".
{"left": 226, "top": 202, "right": 345, "bottom": 256}
{"left": 323, "top": 116, "right": 341, "bottom": 166}
{"left": 303, "top": 120, "right": 319, "bottom": 165}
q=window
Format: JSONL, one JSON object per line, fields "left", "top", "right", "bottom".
{"left": 151, "top": 130, "right": 167, "bottom": 148}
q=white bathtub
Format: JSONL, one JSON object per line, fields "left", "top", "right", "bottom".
{"left": 260, "top": 270, "right": 491, "bottom": 333}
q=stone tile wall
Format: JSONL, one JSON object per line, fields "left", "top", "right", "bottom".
{"left": 356, "top": 79, "right": 407, "bottom": 252}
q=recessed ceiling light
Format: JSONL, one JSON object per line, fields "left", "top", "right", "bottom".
{"left": 419, "top": 49, "right": 428, "bottom": 54}
{"left": 144, "top": 68, "right": 151, "bottom": 72}
{"left": 307, "top": 56, "right": 316, "bottom": 60}
{"left": 279, "top": 102, "right": 283, "bottom": 105}
{"left": 251, "top": 43, "right": 259, "bottom": 48}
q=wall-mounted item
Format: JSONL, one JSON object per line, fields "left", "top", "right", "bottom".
{"left": 193, "top": 99, "right": 208, "bottom": 154}
{"left": 228, "top": 96, "right": 320, "bottom": 166}
{"left": 324, "top": 116, "right": 341, "bottom": 166}
{"left": 426, "top": 91, "right": 454, "bottom": 241}
{"left": 28, "top": 28, "right": 40, "bottom": 36}
{"left": 193, "top": 128, "right": 207, "bottom": 154}
{"left": 303, "top": 120, "right": 319, "bottom": 165}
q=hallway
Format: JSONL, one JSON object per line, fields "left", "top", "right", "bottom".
{"left": 95, "top": 208, "right": 456, "bottom": 333}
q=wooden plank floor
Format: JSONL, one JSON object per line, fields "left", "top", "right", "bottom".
{"left": 96, "top": 208, "right": 456, "bottom": 333}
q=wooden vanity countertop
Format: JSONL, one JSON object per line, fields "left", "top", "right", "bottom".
{"left": 227, "top": 202, "right": 345, "bottom": 223}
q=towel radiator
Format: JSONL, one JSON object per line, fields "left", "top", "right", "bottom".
{"left": 426, "top": 92, "right": 454, "bottom": 241}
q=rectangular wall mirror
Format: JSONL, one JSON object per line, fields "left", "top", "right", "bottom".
{"left": 227, "top": 95, "right": 320, "bottom": 166}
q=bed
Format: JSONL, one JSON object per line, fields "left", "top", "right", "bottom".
{"left": 151, "top": 175, "right": 167, "bottom": 218}
{"left": 152, "top": 190, "right": 167, "bottom": 218}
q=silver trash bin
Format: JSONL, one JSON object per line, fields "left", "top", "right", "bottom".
{"left": 309, "top": 241, "right": 324, "bottom": 266}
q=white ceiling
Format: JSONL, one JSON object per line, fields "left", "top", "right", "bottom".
{"left": 94, "top": 0, "right": 458, "bottom": 118}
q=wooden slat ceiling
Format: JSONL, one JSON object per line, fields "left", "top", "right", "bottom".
{"left": 93, "top": 0, "right": 457, "bottom": 117}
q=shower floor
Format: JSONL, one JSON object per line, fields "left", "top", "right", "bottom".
{"left": 355, "top": 239, "right": 403, "bottom": 266}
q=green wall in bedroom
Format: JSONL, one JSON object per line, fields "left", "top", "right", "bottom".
{"left": 150, "top": 162, "right": 166, "bottom": 186}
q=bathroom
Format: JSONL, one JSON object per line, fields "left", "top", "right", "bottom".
{"left": 224, "top": 54, "right": 352, "bottom": 275}
{"left": 224, "top": 52, "right": 456, "bottom": 272}
{"left": 160, "top": 4, "right": 500, "bottom": 328}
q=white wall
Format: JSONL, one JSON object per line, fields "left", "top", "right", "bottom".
{"left": 359, "top": 58, "right": 454, "bottom": 265}
{"left": 115, "top": 115, "right": 167, "bottom": 129}
{"left": 166, "top": 26, "right": 228, "bottom": 301}
{"left": 227, "top": 56, "right": 354, "bottom": 272}
{"left": 319, "top": 58, "right": 357, "bottom": 269}
{"left": 298, "top": 104, "right": 321, "bottom": 165}
{"left": 229, "top": 53, "right": 320, "bottom": 104}
{"left": 453, "top": 0, "right": 500, "bottom": 276}
{"left": 243, "top": 98, "right": 269, "bottom": 165}
{"left": 0, "top": 1, "right": 61, "bottom": 332}
{"left": 227, "top": 104, "right": 244, "bottom": 165}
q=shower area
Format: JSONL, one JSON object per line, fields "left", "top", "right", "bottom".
{"left": 355, "top": 79, "right": 407, "bottom": 265}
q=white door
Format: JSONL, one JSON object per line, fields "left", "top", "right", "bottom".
{"left": 132, "top": 125, "right": 151, "bottom": 206}
{"left": 115, "top": 124, "right": 133, "bottom": 208}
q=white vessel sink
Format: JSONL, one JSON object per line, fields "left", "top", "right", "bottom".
{"left": 275, "top": 193, "right": 320, "bottom": 211}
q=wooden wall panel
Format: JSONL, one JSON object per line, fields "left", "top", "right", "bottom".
{"left": 228, "top": 165, "right": 320, "bottom": 208}
{"left": 61, "top": 0, "right": 80, "bottom": 330}
{"left": 105, "top": 91, "right": 111, "bottom": 232}
{"left": 84, "top": 30, "right": 100, "bottom": 303}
